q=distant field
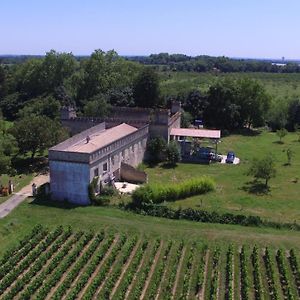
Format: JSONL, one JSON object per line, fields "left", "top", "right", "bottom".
{"left": 0, "top": 225, "right": 299, "bottom": 300}
{"left": 144, "top": 131, "right": 300, "bottom": 224}
{"left": 160, "top": 71, "right": 300, "bottom": 99}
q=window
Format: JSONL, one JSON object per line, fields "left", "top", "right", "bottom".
{"left": 94, "top": 168, "right": 99, "bottom": 177}
{"left": 103, "top": 163, "right": 108, "bottom": 173}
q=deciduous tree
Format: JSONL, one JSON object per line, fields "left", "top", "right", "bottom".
{"left": 165, "top": 141, "right": 181, "bottom": 165}
{"left": 276, "top": 128, "right": 288, "bottom": 143}
{"left": 83, "top": 94, "right": 111, "bottom": 118}
{"left": 247, "top": 155, "right": 276, "bottom": 187}
{"left": 133, "top": 68, "right": 162, "bottom": 108}
{"left": 10, "top": 116, "right": 68, "bottom": 159}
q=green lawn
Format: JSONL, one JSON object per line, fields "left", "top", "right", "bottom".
{"left": 144, "top": 131, "right": 300, "bottom": 224}
{"left": 0, "top": 199, "right": 300, "bottom": 258}
{"left": 1, "top": 131, "right": 300, "bottom": 258}
{"left": 0, "top": 173, "right": 33, "bottom": 204}
{"left": 160, "top": 71, "right": 300, "bottom": 100}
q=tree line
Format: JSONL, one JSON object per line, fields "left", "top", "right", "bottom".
{"left": 127, "top": 53, "right": 300, "bottom": 73}
{"left": 1, "top": 49, "right": 300, "bottom": 173}
{"left": 0, "top": 49, "right": 164, "bottom": 174}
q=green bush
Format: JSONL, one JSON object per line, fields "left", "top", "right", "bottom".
{"left": 165, "top": 141, "right": 181, "bottom": 165}
{"left": 146, "top": 137, "right": 167, "bottom": 163}
{"left": 93, "top": 195, "right": 110, "bottom": 206}
{"left": 132, "top": 177, "right": 215, "bottom": 206}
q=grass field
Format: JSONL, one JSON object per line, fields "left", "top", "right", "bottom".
{"left": 0, "top": 174, "right": 33, "bottom": 205}
{"left": 0, "top": 225, "right": 299, "bottom": 300}
{"left": 160, "top": 71, "right": 300, "bottom": 100}
{"left": 144, "top": 130, "right": 300, "bottom": 224}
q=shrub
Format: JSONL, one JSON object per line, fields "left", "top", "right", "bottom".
{"left": 132, "top": 177, "right": 215, "bottom": 206}
{"left": 124, "top": 204, "right": 300, "bottom": 231}
{"left": 93, "top": 195, "right": 110, "bottom": 206}
{"left": 247, "top": 155, "right": 276, "bottom": 187}
{"left": 276, "top": 128, "right": 288, "bottom": 143}
{"left": 90, "top": 184, "right": 117, "bottom": 206}
{"left": 101, "top": 186, "right": 116, "bottom": 196}
{"left": 88, "top": 178, "right": 98, "bottom": 203}
{"left": 146, "top": 137, "right": 167, "bottom": 163}
{"left": 165, "top": 141, "right": 181, "bottom": 165}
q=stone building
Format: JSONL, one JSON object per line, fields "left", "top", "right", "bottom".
{"left": 49, "top": 123, "right": 148, "bottom": 205}
{"left": 49, "top": 103, "right": 181, "bottom": 205}
{"left": 60, "top": 101, "right": 181, "bottom": 141}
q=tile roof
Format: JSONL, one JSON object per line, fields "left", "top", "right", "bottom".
{"left": 64, "top": 123, "right": 138, "bottom": 153}
{"left": 170, "top": 128, "right": 221, "bottom": 139}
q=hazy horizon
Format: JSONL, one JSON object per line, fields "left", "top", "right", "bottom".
{"left": 2, "top": 0, "right": 300, "bottom": 59}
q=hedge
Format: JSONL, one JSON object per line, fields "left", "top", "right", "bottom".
{"left": 123, "top": 204, "right": 300, "bottom": 231}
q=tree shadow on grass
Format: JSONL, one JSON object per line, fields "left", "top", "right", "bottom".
{"left": 241, "top": 180, "right": 270, "bottom": 195}
{"left": 160, "top": 162, "right": 177, "bottom": 169}
{"left": 142, "top": 161, "right": 160, "bottom": 169}
{"left": 29, "top": 197, "right": 82, "bottom": 210}
{"left": 231, "top": 128, "right": 262, "bottom": 136}
{"left": 12, "top": 156, "right": 48, "bottom": 175}
{"left": 272, "top": 140, "right": 284, "bottom": 145}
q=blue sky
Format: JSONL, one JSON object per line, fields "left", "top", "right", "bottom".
{"left": 1, "top": 0, "right": 300, "bottom": 58}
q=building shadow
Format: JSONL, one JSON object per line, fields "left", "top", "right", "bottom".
{"left": 241, "top": 180, "right": 270, "bottom": 195}
{"left": 29, "top": 197, "right": 82, "bottom": 209}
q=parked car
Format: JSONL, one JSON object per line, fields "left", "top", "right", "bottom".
{"left": 212, "top": 153, "right": 222, "bottom": 162}
{"left": 197, "top": 147, "right": 215, "bottom": 161}
{"left": 226, "top": 152, "right": 235, "bottom": 163}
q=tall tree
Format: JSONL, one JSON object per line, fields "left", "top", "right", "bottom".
{"left": 236, "top": 78, "right": 271, "bottom": 128}
{"left": 286, "top": 98, "right": 300, "bottom": 131}
{"left": 77, "top": 50, "right": 120, "bottom": 100}
{"left": 247, "top": 155, "right": 276, "bottom": 187}
{"left": 10, "top": 116, "right": 68, "bottom": 159}
{"left": 0, "top": 120, "right": 18, "bottom": 175}
{"left": 83, "top": 94, "right": 111, "bottom": 118}
{"left": 17, "top": 96, "right": 61, "bottom": 119}
{"left": 204, "top": 79, "right": 240, "bottom": 129}
{"left": 184, "top": 90, "right": 208, "bottom": 119}
{"left": 133, "top": 68, "right": 162, "bottom": 108}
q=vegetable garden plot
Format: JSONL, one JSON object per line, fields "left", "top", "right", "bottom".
{"left": 0, "top": 226, "right": 299, "bottom": 299}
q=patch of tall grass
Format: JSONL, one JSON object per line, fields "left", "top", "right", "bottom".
{"left": 132, "top": 176, "right": 215, "bottom": 206}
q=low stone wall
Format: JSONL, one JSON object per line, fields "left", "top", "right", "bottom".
{"left": 120, "top": 162, "right": 148, "bottom": 184}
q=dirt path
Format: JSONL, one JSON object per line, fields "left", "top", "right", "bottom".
{"left": 5, "top": 232, "right": 48, "bottom": 274}
{"left": 76, "top": 235, "right": 119, "bottom": 299}
{"left": 172, "top": 246, "right": 186, "bottom": 298}
{"left": 13, "top": 234, "right": 72, "bottom": 300}
{"left": 45, "top": 236, "right": 94, "bottom": 300}
{"left": 29, "top": 234, "right": 82, "bottom": 299}
{"left": 110, "top": 240, "right": 141, "bottom": 298}
{"left": 93, "top": 238, "right": 130, "bottom": 300}
{"left": 139, "top": 241, "right": 163, "bottom": 300}
{"left": 199, "top": 250, "right": 210, "bottom": 300}
{"left": 216, "top": 271, "right": 220, "bottom": 300}
{"left": 232, "top": 254, "right": 235, "bottom": 300}
{"left": 155, "top": 245, "right": 173, "bottom": 300}
{"left": 0, "top": 174, "right": 49, "bottom": 219}
{"left": 124, "top": 242, "right": 150, "bottom": 300}
{"left": 61, "top": 237, "right": 105, "bottom": 300}
{"left": 2, "top": 231, "right": 62, "bottom": 298}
